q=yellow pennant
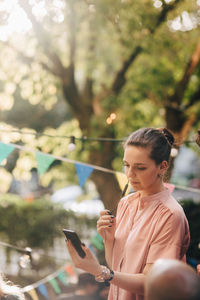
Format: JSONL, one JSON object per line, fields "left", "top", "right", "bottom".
{"left": 115, "top": 172, "right": 130, "bottom": 196}
{"left": 28, "top": 289, "right": 39, "bottom": 300}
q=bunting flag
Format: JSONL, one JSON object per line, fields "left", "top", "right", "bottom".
{"left": 23, "top": 265, "right": 77, "bottom": 298}
{"left": 49, "top": 278, "right": 61, "bottom": 294}
{"left": 28, "top": 289, "right": 39, "bottom": 300}
{"left": 0, "top": 142, "right": 14, "bottom": 164}
{"left": 164, "top": 182, "right": 175, "bottom": 193}
{"left": 65, "top": 265, "right": 75, "bottom": 277}
{"left": 35, "top": 152, "right": 56, "bottom": 175}
{"left": 57, "top": 271, "right": 68, "bottom": 286}
{"left": 0, "top": 140, "right": 195, "bottom": 197}
{"left": 37, "top": 284, "right": 49, "bottom": 299}
{"left": 115, "top": 172, "right": 131, "bottom": 195}
{"left": 74, "top": 163, "right": 94, "bottom": 187}
{"left": 90, "top": 233, "right": 104, "bottom": 250}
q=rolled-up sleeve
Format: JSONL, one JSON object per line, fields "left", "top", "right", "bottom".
{"left": 147, "top": 208, "right": 190, "bottom": 263}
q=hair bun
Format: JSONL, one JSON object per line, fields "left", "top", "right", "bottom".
{"left": 162, "top": 128, "right": 174, "bottom": 146}
{"left": 157, "top": 128, "right": 174, "bottom": 146}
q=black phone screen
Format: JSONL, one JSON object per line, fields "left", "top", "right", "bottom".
{"left": 63, "top": 229, "right": 86, "bottom": 258}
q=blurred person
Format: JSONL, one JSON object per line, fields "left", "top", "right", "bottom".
{"left": 197, "top": 264, "right": 200, "bottom": 276}
{"left": 96, "top": 283, "right": 110, "bottom": 300}
{"left": 57, "top": 272, "right": 100, "bottom": 300}
{"left": 66, "top": 127, "right": 190, "bottom": 300}
{"left": 0, "top": 272, "right": 25, "bottom": 300}
{"left": 145, "top": 258, "right": 200, "bottom": 300}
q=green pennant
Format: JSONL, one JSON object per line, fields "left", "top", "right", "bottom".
{"left": 57, "top": 271, "right": 68, "bottom": 286}
{"left": 0, "top": 142, "right": 15, "bottom": 164}
{"left": 91, "top": 235, "right": 104, "bottom": 250}
{"left": 49, "top": 278, "right": 61, "bottom": 294}
{"left": 36, "top": 152, "right": 55, "bottom": 175}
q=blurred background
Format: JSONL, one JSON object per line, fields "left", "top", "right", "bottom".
{"left": 0, "top": 0, "right": 200, "bottom": 299}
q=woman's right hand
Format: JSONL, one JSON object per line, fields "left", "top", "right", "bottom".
{"left": 97, "top": 210, "right": 116, "bottom": 242}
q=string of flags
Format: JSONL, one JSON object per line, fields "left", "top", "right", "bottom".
{"left": 23, "top": 234, "right": 103, "bottom": 300}
{"left": 0, "top": 232, "right": 104, "bottom": 300}
{"left": 22, "top": 264, "right": 77, "bottom": 300}
{"left": 0, "top": 141, "right": 130, "bottom": 192}
{"left": 0, "top": 141, "right": 200, "bottom": 195}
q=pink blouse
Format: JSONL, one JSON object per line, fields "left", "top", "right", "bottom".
{"left": 108, "top": 188, "right": 190, "bottom": 300}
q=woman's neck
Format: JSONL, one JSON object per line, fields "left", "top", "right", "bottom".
{"left": 140, "top": 181, "right": 165, "bottom": 197}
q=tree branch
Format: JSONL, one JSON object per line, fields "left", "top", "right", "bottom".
{"left": 111, "top": 46, "right": 142, "bottom": 94}
{"left": 17, "top": 0, "right": 85, "bottom": 116}
{"left": 111, "top": 0, "right": 182, "bottom": 94}
{"left": 68, "top": 0, "right": 76, "bottom": 66}
{"left": 184, "top": 84, "right": 200, "bottom": 109}
{"left": 168, "top": 39, "right": 200, "bottom": 107}
{"left": 154, "top": 0, "right": 182, "bottom": 29}
{"left": 18, "top": 0, "right": 66, "bottom": 78}
{"left": 1, "top": 41, "right": 58, "bottom": 76}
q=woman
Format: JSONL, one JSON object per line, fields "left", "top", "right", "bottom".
{"left": 0, "top": 273, "right": 25, "bottom": 300}
{"left": 66, "top": 127, "right": 190, "bottom": 300}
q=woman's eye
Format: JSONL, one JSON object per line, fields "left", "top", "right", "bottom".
{"left": 137, "top": 167, "right": 146, "bottom": 170}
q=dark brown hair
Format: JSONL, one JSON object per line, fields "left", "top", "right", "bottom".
{"left": 124, "top": 127, "right": 174, "bottom": 165}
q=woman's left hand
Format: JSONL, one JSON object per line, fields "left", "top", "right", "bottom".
{"left": 66, "top": 240, "right": 102, "bottom": 276}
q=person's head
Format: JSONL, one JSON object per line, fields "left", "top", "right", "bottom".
{"left": 197, "top": 264, "right": 200, "bottom": 276}
{"left": 0, "top": 273, "right": 25, "bottom": 300}
{"left": 97, "top": 282, "right": 110, "bottom": 300}
{"left": 77, "top": 273, "right": 99, "bottom": 295}
{"left": 145, "top": 259, "right": 200, "bottom": 300}
{"left": 123, "top": 127, "right": 174, "bottom": 193}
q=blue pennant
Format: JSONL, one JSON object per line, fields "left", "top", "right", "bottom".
{"left": 37, "top": 284, "right": 49, "bottom": 299}
{"left": 75, "top": 163, "right": 94, "bottom": 187}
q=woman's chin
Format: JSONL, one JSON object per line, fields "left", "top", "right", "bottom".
{"left": 130, "top": 182, "right": 141, "bottom": 190}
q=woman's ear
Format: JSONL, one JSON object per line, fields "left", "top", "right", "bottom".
{"left": 159, "top": 161, "right": 168, "bottom": 174}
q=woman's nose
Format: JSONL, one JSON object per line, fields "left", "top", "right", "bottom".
{"left": 128, "top": 167, "right": 136, "bottom": 177}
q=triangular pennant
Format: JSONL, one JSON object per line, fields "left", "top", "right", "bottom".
{"left": 65, "top": 265, "right": 75, "bottom": 277}
{"left": 0, "top": 142, "right": 15, "bottom": 164}
{"left": 164, "top": 182, "right": 175, "bottom": 193}
{"left": 74, "top": 163, "right": 94, "bottom": 187}
{"left": 95, "top": 233, "right": 103, "bottom": 242}
{"left": 28, "top": 289, "right": 39, "bottom": 300}
{"left": 57, "top": 271, "right": 68, "bottom": 286}
{"left": 37, "top": 284, "right": 49, "bottom": 299}
{"left": 48, "top": 278, "right": 61, "bottom": 294}
{"left": 36, "top": 152, "right": 55, "bottom": 175}
{"left": 90, "top": 233, "right": 104, "bottom": 250}
{"left": 90, "top": 235, "right": 104, "bottom": 250}
{"left": 115, "top": 172, "right": 130, "bottom": 195}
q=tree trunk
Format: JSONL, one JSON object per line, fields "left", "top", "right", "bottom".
{"left": 164, "top": 108, "right": 196, "bottom": 181}
{"left": 88, "top": 139, "right": 122, "bottom": 213}
{"left": 91, "top": 171, "right": 122, "bottom": 214}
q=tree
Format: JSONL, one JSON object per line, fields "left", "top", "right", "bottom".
{"left": 0, "top": 0, "right": 199, "bottom": 211}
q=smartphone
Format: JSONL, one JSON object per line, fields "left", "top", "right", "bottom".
{"left": 63, "top": 229, "right": 86, "bottom": 258}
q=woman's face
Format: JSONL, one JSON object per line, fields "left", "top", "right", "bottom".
{"left": 123, "top": 145, "right": 163, "bottom": 194}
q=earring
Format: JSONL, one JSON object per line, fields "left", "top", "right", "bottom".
{"left": 157, "top": 174, "right": 163, "bottom": 178}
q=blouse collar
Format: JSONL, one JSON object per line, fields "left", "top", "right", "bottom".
{"left": 127, "top": 187, "right": 171, "bottom": 210}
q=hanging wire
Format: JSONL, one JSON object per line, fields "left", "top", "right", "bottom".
{"left": 0, "top": 241, "right": 67, "bottom": 262}
{"left": 0, "top": 128, "right": 124, "bottom": 142}
{"left": 0, "top": 127, "right": 197, "bottom": 145}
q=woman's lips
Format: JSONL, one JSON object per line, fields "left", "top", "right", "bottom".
{"left": 130, "top": 181, "right": 139, "bottom": 185}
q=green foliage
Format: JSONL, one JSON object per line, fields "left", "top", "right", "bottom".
{"left": 0, "top": 194, "right": 97, "bottom": 249}
{"left": 0, "top": 194, "right": 64, "bottom": 248}
{"left": 0, "top": 0, "right": 199, "bottom": 203}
